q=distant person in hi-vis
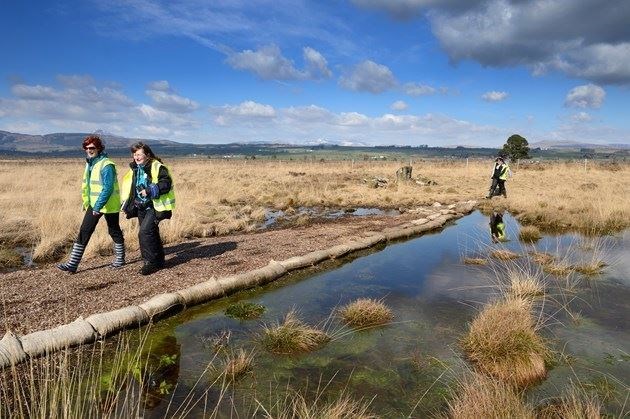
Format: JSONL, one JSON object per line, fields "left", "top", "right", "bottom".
{"left": 486, "top": 156, "right": 510, "bottom": 199}
{"left": 58, "top": 135, "right": 125, "bottom": 273}
{"left": 121, "top": 142, "right": 175, "bottom": 275}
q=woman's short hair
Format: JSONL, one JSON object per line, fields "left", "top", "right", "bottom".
{"left": 82, "top": 135, "right": 104, "bottom": 152}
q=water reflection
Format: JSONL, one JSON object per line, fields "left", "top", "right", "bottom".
{"left": 119, "top": 211, "right": 629, "bottom": 416}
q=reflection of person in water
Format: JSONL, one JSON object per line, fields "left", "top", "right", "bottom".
{"left": 490, "top": 211, "right": 507, "bottom": 243}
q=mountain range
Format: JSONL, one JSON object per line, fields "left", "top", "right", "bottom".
{"left": 1, "top": 130, "right": 628, "bottom": 154}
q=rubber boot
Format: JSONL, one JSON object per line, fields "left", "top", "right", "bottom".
{"left": 57, "top": 243, "right": 86, "bottom": 274}
{"left": 111, "top": 242, "right": 125, "bottom": 268}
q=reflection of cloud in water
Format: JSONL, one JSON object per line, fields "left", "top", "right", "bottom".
{"left": 421, "top": 256, "right": 498, "bottom": 306}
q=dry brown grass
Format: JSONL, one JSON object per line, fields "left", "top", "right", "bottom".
{"left": 446, "top": 374, "right": 535, "bottom": 419}
{"left": 258, "top": 390, "right": 376, "bottom": 419}
{"left": 338, "top": 298, "right": 393, "bottom": 329}
{"left": 530, "top": 251, "right": 555, "bottom": 265}
{"left": 261, "top": 310, "right": 330, "bottom": 355}
{"left": 508, "top": 271, "right": 545, "bottom": 299}
{"left": 462, "top": 257, "right": 487, "bottom": 265}
{"left": 479, "top": 161, "right": 630, "bottom": 234}
{"left": 221, "top": 348, "right": 254, "bottom": 382}
{"left": 461, "top": 297, "right": 548, "bottom": 388}
{"left": 519, "top": 225, "right": 542, "bottom": 243}
{"left": 537, "top": 387, "right": 602, "bottom": 419}
{"left": 573, "top": 261, "right": 606, "bottom": 276}
{"left": 543, "top": 263, "right": 575, "bottom": 277}
{"left": 1, "top": 159, "right": 628, "bottom": 262}
{"left": 490, "top": 249, "right": 520, "bottom": 260}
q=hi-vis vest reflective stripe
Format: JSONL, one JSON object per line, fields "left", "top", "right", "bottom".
{"left": 121, "top": 160, "right": 175, "bottom": 212}
{"left": 81, "top": 158, "right": 121, "bottom": 213}
{"left": 150, "top": 160, "right": 175, "bottom": 212}
{"left": 499, "top": 164, "right": 510, "bottom": 180}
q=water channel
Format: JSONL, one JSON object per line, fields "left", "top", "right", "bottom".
{"left": 109, "top": 211, "right": 629, "bottom": 417}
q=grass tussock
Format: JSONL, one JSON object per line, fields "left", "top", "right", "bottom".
{"left": 462, "top": 257, "right": 487, "bottom": 265}
{"left": 543, "top": 263, "right": 574, "bottom": 277}
{"left": 537, "top": 388, "right": 602, "bottom": 419}
{"left": 573, "top": 261, "right": 606, "bottom": 276}
{"left": 461, "top": 298, "right": 548, "bottom": 388}
{"left": 530, "top": 251, "right": 555, "bottom": 265}
{"left": 224, "top": 301, "right": 266, "bottom": 320}
{"left": 508, "top": 272, "right": 544, "bottom": 299}
{"left": 490, "top": 249, "right": 520, "bottom": 260}
{"left": 446, "top": 374, "right": 535, "bottom": 419}
{"left": 221, "top": 348, "right": 255, "bottom": 382}
{"left": 259, "top": 390, "right": 376, "bottom": 419}
{"left": 261, "top": 310, "right": 330, "bottom": 355}
{"left": 338, "top": 298, "right": 393, "bottom": 329}
{"left": 518, "top": 225, "right": 542, "bottom": 243}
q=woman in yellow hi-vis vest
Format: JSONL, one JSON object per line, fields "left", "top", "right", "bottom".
{"left": 58, "top": 135, "right": 125, "bottom": 273}
{"left": 121, "top": 142, "right": 175, "bottom": 275}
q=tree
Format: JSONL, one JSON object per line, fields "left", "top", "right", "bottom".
{"left": 501, "top": 134, "right": 530, "bottom": 160}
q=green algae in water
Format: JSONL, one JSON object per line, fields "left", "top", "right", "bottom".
{"left": 224, "top": 301, "right": 266, "bottom": 320}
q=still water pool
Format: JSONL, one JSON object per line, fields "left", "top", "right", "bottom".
{"left": 116, "top": 211, "right": 629, "bottom": 417}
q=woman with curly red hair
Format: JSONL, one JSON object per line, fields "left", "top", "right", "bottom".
{"left": 57, "top": 135, "right": 125, "bottom": 273}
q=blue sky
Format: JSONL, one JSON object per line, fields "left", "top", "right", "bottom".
{"left": 1, "top": 0, "right": 629, "bottom": 147}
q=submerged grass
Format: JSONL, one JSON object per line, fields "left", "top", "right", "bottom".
{"left": 261, "top": 310, "right": 330, "bottom": 355}
{"left": 338, "top": 298, "right": 393, "bottom": 329}
{"left": 461, "top": 297, "right": 548, "bottom": 388}
{"left": 224, "top": 301, "right": 266, "bottom": 320}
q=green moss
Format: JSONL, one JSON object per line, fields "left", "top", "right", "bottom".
{"left": 224, "top": 301, "right": 266, "bottom": 320}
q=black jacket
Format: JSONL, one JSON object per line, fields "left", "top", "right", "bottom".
{"left": 123, "top": 160, "right": 173, "bottom": 220}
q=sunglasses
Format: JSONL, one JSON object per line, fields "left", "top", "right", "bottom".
{"left": 84, "top": 146, "right": 97, "bottom": 151}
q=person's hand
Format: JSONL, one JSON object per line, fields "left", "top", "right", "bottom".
{"left": 92, "top": 210, "right": 102, "bottom": 216}
{"left": 139, "top": 189, "right": 147, "bottom": 198}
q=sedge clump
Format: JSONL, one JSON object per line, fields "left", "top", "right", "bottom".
{"left": 338, "top": 298, "right": 393, "bottom": 329}
{"left": 462, "top": 298, "right": 548, "bottom": 388}
{"left": 261, "top": 310, "right": 329, "bottom": 355}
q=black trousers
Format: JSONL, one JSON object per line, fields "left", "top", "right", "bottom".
{"left": 138, "top": 207, "right": 165, "bottom": 266}
{"left": 77, "top": 207, "right": 124, "bottom": 246}
{"left": 488, "top": 179, "right": 507, "bottom": 197}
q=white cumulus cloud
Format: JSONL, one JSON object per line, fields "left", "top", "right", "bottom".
{"left": 339, "top": 60, "right": 397, "bottom": 93}
{"left": 482, "top": 91, "right": 508, "bottom": 102}
{"left": 565, "top": 84, "right": 606, "bottom": 109}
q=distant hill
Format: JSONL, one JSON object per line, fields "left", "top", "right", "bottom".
{"left": 0, "top": 130, "right": 182, "bottom": 153}
{"left": 530, "top": 140, "right": 630, "bottom": 150}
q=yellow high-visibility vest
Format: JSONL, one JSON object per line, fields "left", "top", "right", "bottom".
{"left": 81, "top": 157, "right": 121, "bottom": 213}
{"left": 121, "top": 160, "right": 175, "bottom": 212}
{"left": 499, "top": 164, "right": 510, "bottom": 180}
